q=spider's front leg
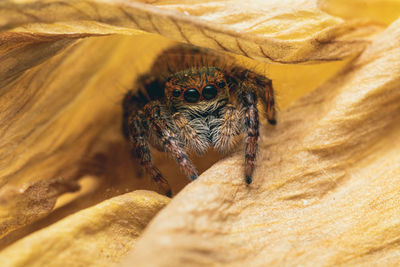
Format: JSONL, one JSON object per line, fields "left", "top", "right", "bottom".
{"left": 127, "top": 110, "right": 172, "bottom": 197}
{"left": 234, "top": 70, "right": 276, "bottom": 184}
{"left": 144, "top": 101, "right": 198, "bottom": 181}
{"left": 212, "top": 104, "right": 244, "bottom": 153}
{"left": 240, "top": 86, "right": 260, "bottom": 185}
{"left": 171, "top": 112, "right": 208, "bottom": 155}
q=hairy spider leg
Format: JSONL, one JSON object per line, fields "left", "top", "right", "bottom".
{"left": 144, "top": 101, "right": 198, "bottom": 181}
{"left": 172, "top": 112, "right": 208, "bottom": 155}
{"left": 212, "top": 103, "right": 243, "bottom": 153}
{"left": 229, "top": 69, "right": 276, "bottom": 125}
{"left": 128, "top": 111, "right": 172, "bottom": 197}
{"left": 242, "top": 90, "right": 260, "bottom": 185}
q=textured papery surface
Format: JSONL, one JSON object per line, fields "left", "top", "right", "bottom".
{"left": 0, "top": 0, "right": 385, "bottom": 63}
{"left": 0, "top": 35, "right": 170, "bottom": 238}
{"left": 0, "top": 0, "right": 400, "bottom": 266}
{"left": 124, "top": 18, "right": 400, "bottom": 266}
{"left": 0, "top": 191, "right": 169, "bottom": 267}
{"left": 1, "top": 0, "right": 376, "bottom": 239}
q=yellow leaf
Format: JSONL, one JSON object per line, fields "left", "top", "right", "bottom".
{"left": 124, "top": 18, "right": 400, "bottom": 266}
{"left": 0, "top": 34, "right": 174, "bottom": 238}
{"left": 320, "top": 0, "right": 400, "bottom": 25}
{"left": 0, "top": 0, "right": 385, "bottom": 63}
{"left": 0, "top": 0, "right": 400, "bottom": 266}
{"left": 0, "top": 177, "right": 79, "bottom": 238}
{"left": 0, "top": 191, "right": 169, "bottom": 267}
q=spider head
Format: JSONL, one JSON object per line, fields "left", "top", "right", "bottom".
{"left": 165, "top": 67, "right": 228, "bottom": 104}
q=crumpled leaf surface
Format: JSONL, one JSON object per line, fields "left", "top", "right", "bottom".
{"left": 0, "top": 0, "right": 384, "bottom": 63}
{"left": 0, "top": 34, "right": 182, "bottom": 243}
{"left": 0, "top": 191, "right": 169, "bottom": 267}
{"left": 0, "top": 0, "right": 400, "bottom": 266}
{"left": 125, "top": 18, "right": 400, "bottom": 266}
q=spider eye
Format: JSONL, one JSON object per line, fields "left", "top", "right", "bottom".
{"left": 202, "top": 85, "right": 218, "bottom": 100}
{"left": 217, "top": 80, "right": 226, "bottom": 88}
{"left": 184, "top": 88, "right": 200, "bottom": 103}
{"left": 172, "top": 89, "right": 181, "bottom": 97}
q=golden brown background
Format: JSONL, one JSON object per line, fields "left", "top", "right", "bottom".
{"left": 1, "top": 0, "right": 400, "bottom": 266}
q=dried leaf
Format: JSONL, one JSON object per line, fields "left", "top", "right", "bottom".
{"left": 124, "top": 18, "right": 400, "bottom": 266}
{"left": 0, "top": 34, "right": 174, "bottom": 239}
{"left": 319, "top": 0, "right": 400, "bottom": 25}
{"left": 1, "top": 0, "right": 369, "bottom": 237}
{"left": 0, "top": 191, "right": 169, "bottom": 267}
{"left": 0, "top": 0, "right": 384, "bottom": 63}
{"left": 0, "top": 178, "right": 79, "bottom": 238}
{"left": 0, "top": 0, "right": 399, "bottom": 266}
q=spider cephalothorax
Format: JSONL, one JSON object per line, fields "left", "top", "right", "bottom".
{"left": 122, "top": 45, "right": 276, "bottom": 196}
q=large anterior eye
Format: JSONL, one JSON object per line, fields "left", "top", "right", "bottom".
{"left": 184, "top": 88, "right": 200, "bottom": 103}
{"left": 202, "top": 85, "right": 218, "bottom": 100}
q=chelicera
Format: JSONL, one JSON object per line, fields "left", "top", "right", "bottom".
{"left": 122, "top": 45, "right": 276, "bottom": 197}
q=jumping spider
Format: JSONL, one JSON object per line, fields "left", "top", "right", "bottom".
{"left": 122, "top": 45, "right": 276, "bottom": 197}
